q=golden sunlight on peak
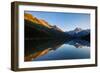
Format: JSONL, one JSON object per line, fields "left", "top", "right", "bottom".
{"left": 24, "top": 13, "right": 52, "bottom": 28}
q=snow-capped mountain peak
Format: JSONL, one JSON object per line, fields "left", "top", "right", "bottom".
{"left": 74, "top": 27, "right": 82, "bottom": 33}
{"left": 66, "top": 28, "right": 90, "bottom": 37}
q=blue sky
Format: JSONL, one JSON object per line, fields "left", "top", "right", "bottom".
{"left": 25, "top": 11, "right": 90, "bottom": 31}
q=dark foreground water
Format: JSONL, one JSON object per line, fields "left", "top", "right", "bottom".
{"left": 24, "top": 39, "right": 90, "bottom": 61}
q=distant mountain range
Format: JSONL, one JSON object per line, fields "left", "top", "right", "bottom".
{"left": 24, "top": 13, "right": 90, "bottom": 41}
{"left": 66, "top": 28, "right": 90, "bottom": 38}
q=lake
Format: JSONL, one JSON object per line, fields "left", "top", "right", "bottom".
{"left": 24, "top": 39, "right": 90, "bottom": 61}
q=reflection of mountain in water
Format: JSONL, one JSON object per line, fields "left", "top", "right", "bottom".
{"left": 25, "top": 39, "right": 66, "bottom": 61}
{"left": 24, "top": 39, "right": 90, "bottom": 61}
{"left": 24, "top": 13, "right": 90, "bottom": 61}
{"left": 66, "top": 39, "right": 90, "bottom": 48}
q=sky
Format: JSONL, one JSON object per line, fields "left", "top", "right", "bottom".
{"left": 25, "top": 11, "right": 90, "bottom": 31}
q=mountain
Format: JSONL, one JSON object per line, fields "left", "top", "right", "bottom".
{"left": 67, "top": 28, "right": 82, "bottom": 36}
{"left": 25, "top": 13, "right": 52, "bottom": 28}
{"left": 74, "top": 27, "right": 82, "bottom": 33}
{"left": 24, "top": 13, "right": 67, "bottom": 39}
{"left": 78, "top": 29, "right": 90, "bottom": 37}
{"left": 51, "top": 25, "right": 63, "bottom": 32}
{"left": 67, "top": 28, "right": 90, "bottom": 37}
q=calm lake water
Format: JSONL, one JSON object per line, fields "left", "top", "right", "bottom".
{"left": 24, "top": 39, "right": 90, "bottom": 61}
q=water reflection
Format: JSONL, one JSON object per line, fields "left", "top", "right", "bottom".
{"left": 24, "top": 39, "right": 90, "bottom": 61}
{"left": 67, "top": 39, "right": 90, "bottom": 48}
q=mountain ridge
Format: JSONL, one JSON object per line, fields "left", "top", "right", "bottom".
{"left": 66, "top": 27, "right": 90, "bottom": 37}
{"left": 25, "top": 13, "right": 52, "bottom": 28}
{"left": 24, "top": 13, "right": 90, "bottom": 41}
{"left": 24, "top": 13, "right": 66, "bottom": 39}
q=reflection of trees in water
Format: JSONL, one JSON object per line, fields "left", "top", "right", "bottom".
{"left": 24, "top": 39, "right": 90, "bottom": 61}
